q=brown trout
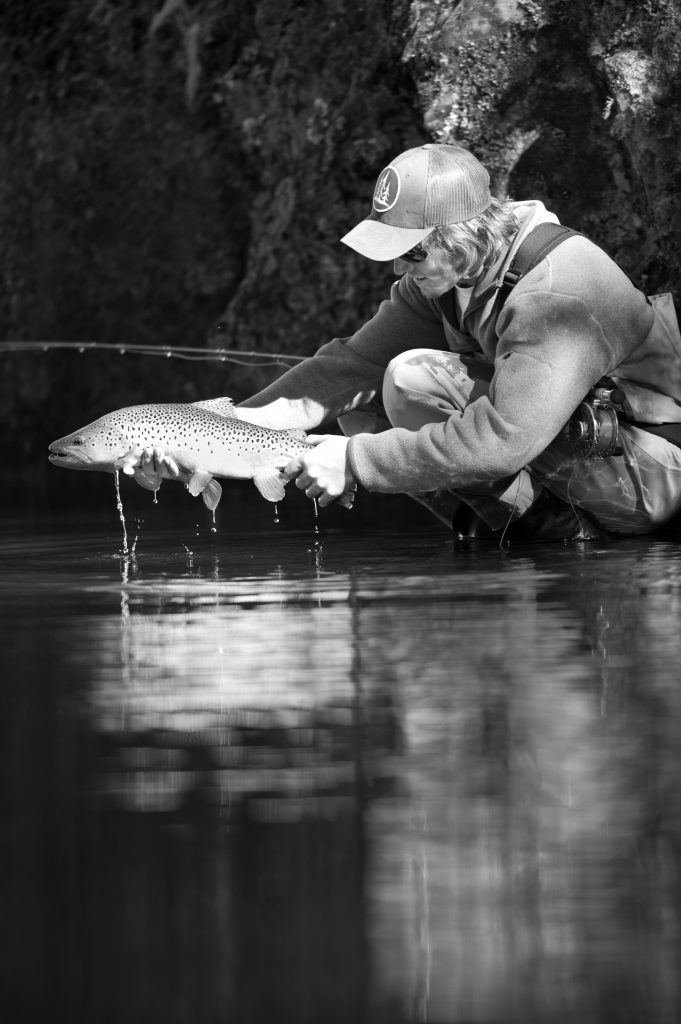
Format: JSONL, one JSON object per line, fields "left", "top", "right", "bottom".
{"left": 49, "top": 397, "right": 353, "bottom": 509}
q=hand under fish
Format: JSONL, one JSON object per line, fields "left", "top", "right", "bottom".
{"left": 124, "top": 445, "right": 181, "bottom": 491}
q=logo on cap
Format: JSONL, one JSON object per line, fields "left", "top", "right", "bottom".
{"left": 373, "top": 167, "right": 400, "bottom": 213}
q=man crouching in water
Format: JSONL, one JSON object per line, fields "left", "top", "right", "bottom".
{"left": 152, "top": 143, "right": 681, "bottom": 539}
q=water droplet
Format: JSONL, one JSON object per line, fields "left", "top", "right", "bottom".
{"left": 273, "top": 502, "right": 280, "bottom": 525}
{"left": 114, "top": 471, "right": 129, "bottom": 556}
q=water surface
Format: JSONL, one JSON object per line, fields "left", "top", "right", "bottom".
{"left": 2, "top": 503, "right": 680, "bottom": 1023}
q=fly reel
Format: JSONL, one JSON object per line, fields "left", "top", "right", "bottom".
{"left": 568, "top": 388, "right": 623, "bottom": 459}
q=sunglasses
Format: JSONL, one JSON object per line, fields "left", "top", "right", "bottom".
{"left": 399, "top": 242, "right": 429, "bottom": 263}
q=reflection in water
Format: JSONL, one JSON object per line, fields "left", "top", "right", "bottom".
{"left": 1, "top": 518, "right": 681, "bottom": 1023}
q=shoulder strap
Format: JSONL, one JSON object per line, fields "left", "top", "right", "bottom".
{"left": 498, "top": 223, "right": 580, "bottom": 306}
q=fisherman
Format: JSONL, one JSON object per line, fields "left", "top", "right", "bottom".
{"left": 150, "top": 143, "right": 681, "bottom": 539}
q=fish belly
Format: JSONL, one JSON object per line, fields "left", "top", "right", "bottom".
{"left": 207, "top": 449, "right": 279, "bottom": 480}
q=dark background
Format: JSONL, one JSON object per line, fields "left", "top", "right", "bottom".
{"left": 2, "top": 0, "right": 680, "bottom": 484}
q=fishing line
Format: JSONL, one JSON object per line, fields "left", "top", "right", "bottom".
{"left": 0, "top": 340, "right": 306, "bottom": 367}
{"left": 565, "top": 474, "right": 583, "bottom": 525}
{"left": 498, "top": 475, "right": 523, "bottom": 550}
{"left": 564, "top": 454, "right": 612, "bottom": 538}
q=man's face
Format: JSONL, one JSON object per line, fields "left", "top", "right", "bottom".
{"left": 393, "top": 242, "right": 469, "bottom": 298}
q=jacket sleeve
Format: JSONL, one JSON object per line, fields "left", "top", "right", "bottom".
{"left": 237, "top": 276, "right": 447, "bottom": 429}
{"left": 347, "top": 288, "right": 638, "bottom": 493}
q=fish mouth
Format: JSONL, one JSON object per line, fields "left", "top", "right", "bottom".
{"left": 49, "top": 452, "right": 87, "bottom": 467}
{"left": 48, "top": 441, "right": 91, "bottom": 466}
{"left": 49, "top": 451, "right": 78, "bottom": 463}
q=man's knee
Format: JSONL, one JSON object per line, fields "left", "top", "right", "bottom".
{"left": 383, "top": 349, "right": 459, "bottom": 399}
{"left": 383, "top": 349, "right": 480, "bottom": 429}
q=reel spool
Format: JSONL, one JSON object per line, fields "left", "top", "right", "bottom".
{"left": 568, "top": 398, "right": 621, "bottom": 458}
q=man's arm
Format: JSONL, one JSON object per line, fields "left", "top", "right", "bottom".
{"left": 346, "top": 292, "right": 621, "bottom": 494}
{"left": 134, "top": 275, "right": 447, "bottom": 492}
{"left": 236, "top": 275, "right": 447, "bottom": 429}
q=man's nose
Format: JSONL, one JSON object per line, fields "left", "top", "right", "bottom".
{"left": 393, "top": 257, "right": 410, "bottom": 274}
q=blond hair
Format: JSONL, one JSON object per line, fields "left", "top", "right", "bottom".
{"left": 426, "top": 198, "right": 518, "bottom": 279}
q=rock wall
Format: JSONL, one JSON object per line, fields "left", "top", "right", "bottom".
{"left": 217, "top": 0, "right": 681, "bottom": 369}
{"left": 405, "top": 0, "right": 681, "bottom": 294}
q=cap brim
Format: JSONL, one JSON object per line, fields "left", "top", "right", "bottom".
{"left": 340, "top": 220, "right": 432, "bottom": 261}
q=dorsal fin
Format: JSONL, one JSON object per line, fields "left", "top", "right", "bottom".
{"left": 192, "top": 397, "right": 236, "bottom": 417}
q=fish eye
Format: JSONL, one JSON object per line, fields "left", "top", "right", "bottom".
{"left": 72, "top": 436, "right": 85, "bottom": 446}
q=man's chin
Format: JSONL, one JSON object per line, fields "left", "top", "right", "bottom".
{"left": 414, "top": 279, "right": 448, "bottom": 298}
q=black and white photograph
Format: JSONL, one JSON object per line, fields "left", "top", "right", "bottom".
{"left": 2, "top": 2, "right": 681, "bottom": 1022}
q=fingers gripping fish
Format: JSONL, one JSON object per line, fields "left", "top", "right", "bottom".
{"left": 48, "top": 397, "right": 354, "bottom": 510}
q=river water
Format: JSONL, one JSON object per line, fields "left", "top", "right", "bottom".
{"left": 2, "top": 480, "right": 681, "bottom": 1024}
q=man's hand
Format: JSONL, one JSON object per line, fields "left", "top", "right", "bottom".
{"left": 122, "top": 446, "right": 180, "bottom": 491}
{"left": 285, "top": 435, "right": 356, "bottom": 507}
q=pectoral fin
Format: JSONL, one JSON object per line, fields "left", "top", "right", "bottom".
{"left": 135, "top": 473, "right": 163, "bottom": 493}
{"left": 253, "top": 467, "right": 287, "bottom": 502}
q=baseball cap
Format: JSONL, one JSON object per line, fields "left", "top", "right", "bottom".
{"left": 341, "top": 143, "right": 492, "bottom": 261}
